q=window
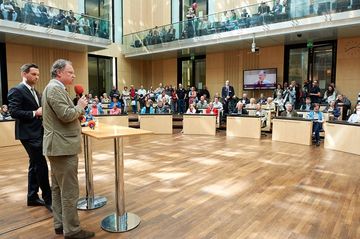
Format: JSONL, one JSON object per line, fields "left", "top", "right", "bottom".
{"left": 88, "top": 55, "right": 115, "bottom": 98}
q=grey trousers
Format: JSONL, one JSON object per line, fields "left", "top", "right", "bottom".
{"left": 48, "top": 155, "right": 81, "bottom": 236}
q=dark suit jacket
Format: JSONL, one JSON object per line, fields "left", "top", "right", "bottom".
{"left": 280, "top": 110, "right": 299, "bottom": 118}
{"left": 221, "top": 85, "right": 235, "bottom": 101}
{"left": 7, "top": 83, "right": 43, "bottom": 140}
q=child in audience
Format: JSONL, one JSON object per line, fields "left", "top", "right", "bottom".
{"left": 307, "top": 103, "right": 324, "bottom": 146}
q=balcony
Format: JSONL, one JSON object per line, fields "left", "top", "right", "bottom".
{"left": 0, "top": 1, "right": 111, "bottom": 51}
{"left": 123, "top": 0, "right": 360, "bottom": 58}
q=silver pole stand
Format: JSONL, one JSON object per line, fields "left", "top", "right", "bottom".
{"left": 77, "top": 135, "right": 107, "bottom": 210}
{"left": 101, "top": 137, "right": 140, "bottom": 232}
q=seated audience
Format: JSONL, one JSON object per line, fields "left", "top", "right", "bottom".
{"left": 273, "top": 93, "right": 285, "bottom": 112}
{"left": 239, "top": 93, "right": 250, "bottom": 105}
{"left": 205, "top": 102, "right": 219, "bottom": 116}
{"left": 258, "top": 1, "right": 271, "bottom": 15}
{"left": 157, "top": 90, "right": 171, "bottom": 105}
{"left": 347, "top": 104, "right": 360, "bottom": 124}
{"left": 265, "top": 97, "right": 276, "bottom": 111}
{"left": 280, "top": 102, "right": 299, "bottom": 118}
{"left": 101, "top": 93, "right": 111, "bottom": 103}
{"left": 1, "top": 0, "right": 17, "bottom": 21}
{"left": 323, "top": 84, "right": 337, "bottom": 104}
{"left": 324, "top": 100, "right": 341, "bottom": 120}
{"left": 272, "top": 0, "right": 283, "bottom": 15}
{"left": 307, "top": 103, "right": 324, "bottom": 146}
{"left": 213, "top": 97, "right": 223, "bottom": 111}
{"left": 140, "top": 99, "right": 155, "bottom": 114}
{"left": 186, "top": 103, "right": 197, "bottom": 114}
{"left": 228, "top": 95, "right": 239, "bottom": 114}
{"left": 255, "top": 103, "right": 267, "bottom": 127}
{"left": 257, "top": 93, "right": 267, "bottom": 104}
{"left": 233, "top": 102, "right": 248, "bottom": 115}
{"left": 246, "top": 98, "right": 257, "bottom": 109}
{"left": 196, "top": 95, "right": 208, "bottom": 110}
{"left": 336, "top": 94, "right": 351, "bottom": 120}
{"left": 110, "top": 104, "right": 122, "bottom": 115}
{"left": 109, "top": 97, "right": 121, "bottom": 109}
{"left": 1, "top": 105, "right": 12, "bottom": 120}
{"left": 155, "top": 101, "right": 170, "bottom": 114}
{"left": 87, "top": 101, "right": 104, "bottom": 115}
{"left": 300, "top": 97, "right": 313, "bottom": 111}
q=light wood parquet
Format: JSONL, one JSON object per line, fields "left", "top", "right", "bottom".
{"left": 0, "top": 131, "right": 359, "bottom": 239}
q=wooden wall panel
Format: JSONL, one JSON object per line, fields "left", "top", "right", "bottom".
{"left": 206, "top": 53, "right": 225, "bottom": 98}
{"left": 336, "top": 37, "right": 360, "bottom": 106}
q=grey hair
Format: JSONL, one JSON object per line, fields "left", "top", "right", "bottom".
{"left": 50, "top": 59, "right": 72, "bottom": 78}
{"left": 285, "top": 102, "right": 292, "bottom": 107}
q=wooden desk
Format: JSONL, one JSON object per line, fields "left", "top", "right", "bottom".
{"left": 95, "top": 115, "right": 129, "bottom": 127}
{"left": 324, "top": 121, "right": 360, "bottom": 155}
{"left": 272, "top": 117, "right": 313, "bottom": 146}
{"left": 139, "top": 114, "right": 173, "bottom": 134}
{"left": 0, "top": 120, "right": 21, "bottom": 147}
{"left": 81, "top": 125, "right": 152, "bottom": 232}
{"left": 183, "top": 114, "right": 216, "bottom": 136}
{"left": 226, "top": 115, "right": 261, "bottom": 139}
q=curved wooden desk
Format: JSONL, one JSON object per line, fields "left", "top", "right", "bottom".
{"left": 226, "top": 115, "right": 261, "bottom": 139}
{"left": 272, "top": 117, "right": 313, "bottom": 146}
{"left": 139, "top": 114, "right": 173, "bottom": 134}
{"left": 324, "top": 121, "right": 360, "bottom": 155}
{"left": 183, "top": 114, "right": 216, "bottom": 136}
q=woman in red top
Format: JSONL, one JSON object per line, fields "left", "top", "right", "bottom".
{"left": 205, "top": 102, "right": 219, "bottom": 116}
{"left": 130, "top": 85, "right": 137, "bottom": 113}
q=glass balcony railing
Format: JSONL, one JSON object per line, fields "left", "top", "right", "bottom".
{"left": 123, "top": 0, "right": 360, "bottom": 54}
{"left": 0, "top": 0, "right": 110, "bottom": 39}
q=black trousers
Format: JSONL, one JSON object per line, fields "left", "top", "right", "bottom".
{"left": 21, "top": 138, "right": 51, "bottom": 204}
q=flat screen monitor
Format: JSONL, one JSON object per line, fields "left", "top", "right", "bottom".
{"left": 243, "top": 68, "right": 277, "bottom": 90}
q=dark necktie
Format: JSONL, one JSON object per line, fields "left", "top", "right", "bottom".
{"left": 31, "top": 88, "right": 39, "bottom": 106}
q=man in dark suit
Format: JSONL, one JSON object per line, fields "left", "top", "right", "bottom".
{"left": 221, "top": 80, "right": 235, "bottom": 114}
{"left": 7, "top": 63, "right": 52, "bottom": 212}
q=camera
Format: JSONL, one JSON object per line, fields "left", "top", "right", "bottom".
{"left": 297, "top": 33, "right": 302, "bottom": 38}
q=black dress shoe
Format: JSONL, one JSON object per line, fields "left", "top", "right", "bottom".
{"left": 64, "top": 229, "right": 95, "bottom": 239}
{"left": 45, "top": 204, "right": 53, "bottom": 212}
{"left": 27, "top": 198, "right": 45, "bottom": 206}
{"left": 55, "top": 227, "right": 63, "bottom": 235}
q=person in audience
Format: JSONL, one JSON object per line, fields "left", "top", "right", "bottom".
{"left": 157, "top": 90, "right": 171, "bottom": 105}
{"left": 323, "top": 84, "right": 336, "bottom": 104}
{"left": 347, "top": 104, "right": 360, "bottom": 123}
{"left": 121, "top": 86, "right": 130, "bottom": 113}
{"left": 324, "top": 100, "right": 341, "bottom": 120}
{"left": 155, "top": 83, "right": 164, "bottom": 98}
{"left": 199, "top": 85, "right": 210, "bottom": 101}
{"left": 221, "top": 80, "right": 235, "bottom": 114}
{"left": 265, "top": 97, "right": 276, "bottom": 111}
{"left": 87, "top": 101, "right": 103, "bottom": 115}
{"left": 307, "top": 103, "right": 324, "bottom": 146}
{"left": 336, "top": 94, "right": 351, "bottom": 120}
{"left": 140, "top": 99, "right": 155, "bottom": 114}
{"left": 1, "top": 104, "right": 12, "bottom": 120}
{"left": 255, "top": 103, "right": 267, "bottom": 127}
{"left": 283, "top": 80, "right": 296, "bottom": 106}
{"left": 257, "top": 93, "right": 267, "bottom": 104}
{"left": 309, "top": 80, "right": 321, "bottom": 104}
{"left": 109, "top": 97, "right": 121, "bottom": 109}
{"left": 280, "top": 102, "right": 299, "bottom": 118}
{"left": 246, "top": 98, "right": 257, "bottom": 109}
{"left": 186, "top": 103, "right": 197, "bottom": 114}
{"left": 137, "top": 85, "right": 147, "bottom": 109}
{"left": 1, "top": 0, "right": 17, "bottom": 21}
{"left": 110, "top": 85, "right": 120, "bottom": 100}
{"left": 166, "top": 25, "right": 176, "bottom": 41}
{"left": 65, "top": 10, "right": 77, "bottom": 32}
{"left": 176, "top": 83, "right": 187, "bottom": 114}
{"left": 78, "top": 13, "right": 91, "bottom": 35}
{"left": 241, "top": 8, "right": 250, "bottom": 18}
{"left": 213, "top": 97, "right": 223, "bottom": 111}
{"left": 101, "top": 93, "right": 110, "bottom": 103}
{"left": 155, "top": 100, "right": 170, "bottom": 114}
{"left": 205, "top": 102, "right": 219, "bottom": 116}
{"left": 53, "top": 9, "right": 66, "bottom": 30}
{"left": 239, "top": 93, "right": 250, "bottom": 105}
{"left": 233, "top": 102, "right": 248, "bottom": 115}
{"left": 273, "top": 83, "right": 283, "bottom": 99}
{"left": 300, "top": 97, "right": 313, "bottom": 111}
{"left": 273, "top": 93, "right": 285, "bottom": 112}
{"left": 129, "top": 85, "right": 137, "bottom": 113}
{"left": 258, "top": 1, "right": 271, "bottom": 15}
{"left": 109, "top": 104, "right": 121, "bottom": 115}
{"left": 171, "top": 86, "right": 178, "bottom": 113}
{"left": 87, "top": 93, "right": 94, "bottom": 104}
{"left": 196, "top": 95, "right": 208, "bottom": 110}
{"left": 188, "top": 86, "right": 197, "bottom": 105}
{"left": 147, "top": 86, "right": 155, "bottom": 101}
{"left": 228, "top": 95, "right": 239, "bottom": 114}
{"left": 37, "top": 1, "right": 49, "bottom": 26}
{"left": 272, "top": 0, "right": 283, "bottom": 15}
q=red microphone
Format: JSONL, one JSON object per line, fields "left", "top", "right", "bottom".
{"left": 74, "top": 84, "right": 84, "bottom": 96}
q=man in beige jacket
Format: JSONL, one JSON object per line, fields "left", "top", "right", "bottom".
{"left": 42, "top": 59, "right": 94, "bottom": 239}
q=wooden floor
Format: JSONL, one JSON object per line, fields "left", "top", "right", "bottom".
{"left": 0, "top": 131, "right": 359, "bottom": 239}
